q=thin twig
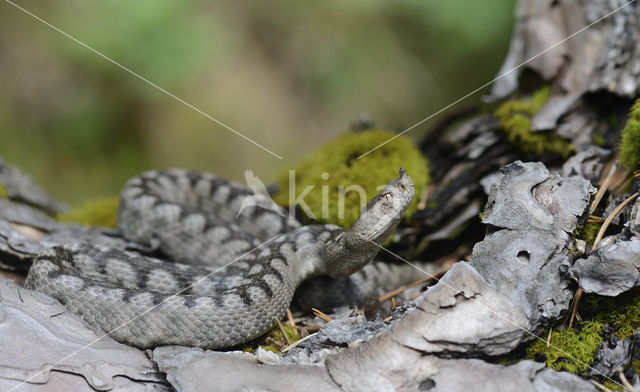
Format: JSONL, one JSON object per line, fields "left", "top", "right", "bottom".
{"left": 591, "top": 379, "right": 614, "bottom": 392}
{"left": 587, "top": 215, "right": 604, "bottom": 223}
{"left": 281, "top": 331, "right": 318, "bottom": 353}
{"left": 378, "top": 267, "right": 450, "bottom": 303}
{"left": 409, "top": 292, "right": 422, "bottom": 300}
{"left": 618, "top": 370, "right": 636, "bottom": 392}
{"left": 274, "top": 316, "right": 291, "bottom": 346}
{"left": 291, "top": 316, "right": 309, "bottom": 323}
{"left": 264, "top": 337, "right": 282, "bottom": 350}
{"left": 593, "top": 192, "right": 639, "bottom": 250}
{"left": 378, "top": 277, "right": 430, "bottom": 303}
{"left": 590, "top": 162, "right": 618, "bottom": 214}
{"left": 300, "top": 325, "right": 323, "bottom": 332}
{"left": 568, "top": 288, "right": 583, "bottom": 330}
{"left": 546, "top": 328, "right": 552, "bottom": 347}
{"left": 568, "top": 179, "right": 639, "bottom": 330}
{"left": 286, "top": 308, "right": 295, "bottom": 328}
{"left": 311, "top": 308, "right": 332, "bottom": 322}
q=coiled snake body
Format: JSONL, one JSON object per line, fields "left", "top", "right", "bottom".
{"left": 25, "top": 168, "right": 414, "bottom": 349}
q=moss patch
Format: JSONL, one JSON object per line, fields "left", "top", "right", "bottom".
{"left": 603, "top": 380, "right": 624, "bottom": 391}
{"left": 574, "top": 222, "right": 603, "bottom": 247}
{"left": 589, "top": 293, "right": 640, "bottom": 340}
{"left": 593, "top": 134, "right": 606, "bottom": 147}
{"left": 274, "top": 130, "right": 429, "bottom": 229}
{"left": 242, "top": 323, "right": 300, "bottom": 353}
{"left": 0, "top": 183, "right": 7, "bottom": 199}
{"left": 56, "top": 197, "right": 119, "bottom": 228}
{"left": 525, "top": 322, "right": 604, "bottom": 374}
{"left": 619, "top": 98, "right": 640, "bottom": 171}
{"left": 526, "top": 291, "right": 640, "bottom": 374}
{"left": 633, "top": 360, "right": 640, "bottom": 375}
{"left": 494, "top": 86, "right": 574, "bottom": 159}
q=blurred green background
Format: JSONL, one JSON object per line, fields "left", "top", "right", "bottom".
{"left": 0, "top": 0, "right": 515, "bottom": 205}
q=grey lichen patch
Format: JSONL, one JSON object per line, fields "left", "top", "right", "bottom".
{"left": 571, "top": 238, "right": 640, "bottom": 297}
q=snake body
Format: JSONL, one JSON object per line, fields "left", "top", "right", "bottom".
{"left": 25, "top": 168, "right": 414, "bottom": 349}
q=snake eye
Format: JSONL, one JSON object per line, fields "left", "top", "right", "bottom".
{"left": 383, "top": 192, "right": 393, "bottom": 202}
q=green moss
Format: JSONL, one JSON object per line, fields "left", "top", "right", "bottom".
{"left": 261, "top": 343, "right": 279, "bottom": 354}
{"left": 242, "top": 323, "right": 300, "bottom": 353}
{"left": 593, "top": 135, "right": 606, "bottom": 147}
{"left": 590, "top": 293, "right": 640, "bottom": 340}
{"left": 574, "top": 222, "right": 602, "bottom": 246}
{"left": 619, "top": 99, "right": 640, "bottom": 171}
{"left": 525, "top": 322, "right": 604, "bottom": 374}
{"left": 603, "top": 380, "right": 624, "bottom": 391}
{"left": 633, "top": 360, "right": 640, "bottom": 375}
{"left": 526, "top": 291, "right": 640, "bottom": 374}
{"left": 568, "top": 247, "right": 580, "bottom": 256}
{"left": 494, "top": 86, "right": 575, "bottom": 159}
{"left": 274, "top": 323, "right": 300, "bottom": 344}
{"left": 56, "top": 197, "right": 119, "bottom": 228}
{"left": 274, "top": 130, "right": 429, "bottom": 229}
{"left": 0, "top": 183, "right": 7, "bottom": 199}
{"left": 495, "top": 356, "right": 518, "bottom": 366}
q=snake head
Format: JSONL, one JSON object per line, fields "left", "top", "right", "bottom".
{"left": 354, "top": 167, "right": 415, "bottom": 242}
{"left": 322, "top": 168, "right": 414, "bottom": 277}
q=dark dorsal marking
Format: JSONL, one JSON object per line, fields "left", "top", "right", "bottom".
{"left": 226, "top": 286, "right": 253, "bottom": 306}
{"left": 122, "top": 290, "right": 133, "bottom": 303}
{"left": 250, "top": 278, "right": 273, "bottom": 297}
{"left": 178, "top": 207, "right": 191, "bottom": 221}
{"left": 202, "top": 219, "right": 222, "bottom": 234}
{"left": 185, "top": 171, "right": 203, "bottom": 189}
{"left": 266, "top": 248, "right": 288, "bottom": 267}
{"left": 136, "top": 267, "right": 149, "bottom": 290}
{"left": 158, "top": 171, "right": 181, "bottom": 185}
{"left": 176, "top": 274, "right": 193, "bottom": 295}
{"left": 207, "top": 177, "right": 227, "bottom": 201}
{"left": 152, "top": 292, "right": 165, "bottom": 306}
{"left": 246, "top": 264, "right": 283, "bottom": 284}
